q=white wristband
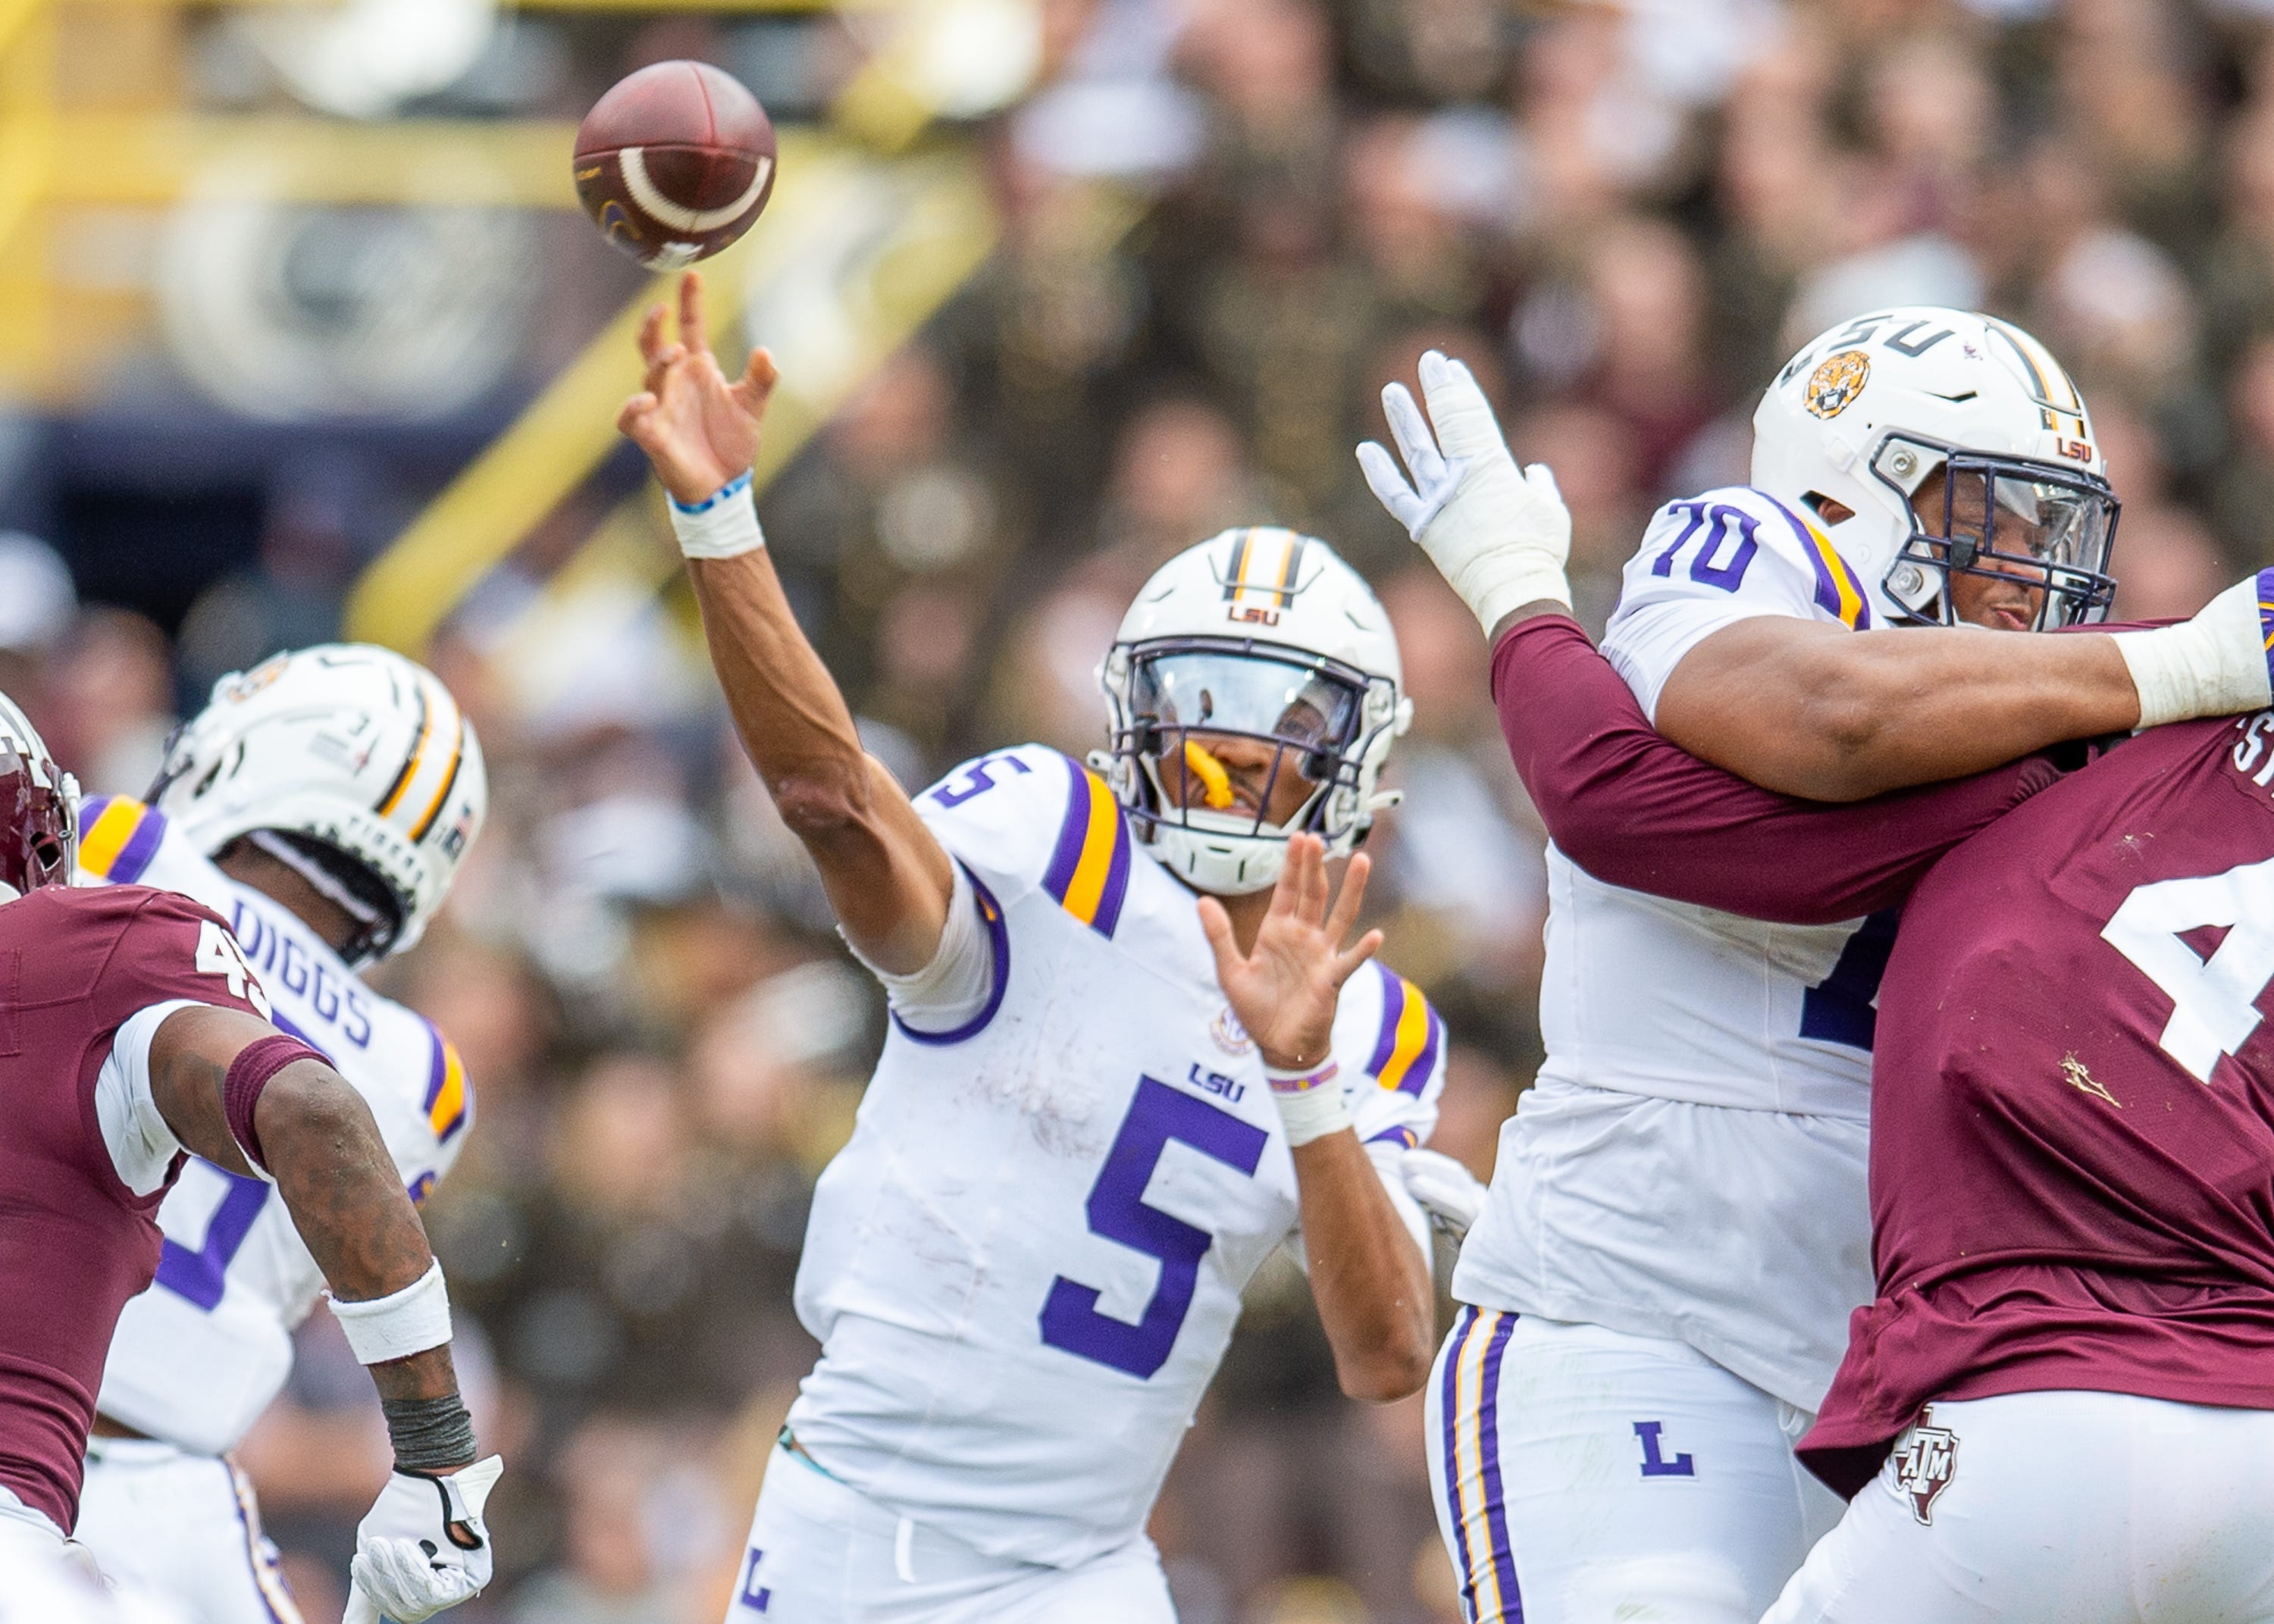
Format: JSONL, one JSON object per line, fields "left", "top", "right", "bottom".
{"left": 2111, "top": 571, "right": 2274, "bottom": 728}
{"left": 668, "top": 472, "right": 766, "bottom": 560}
{"left": 1265, "top": 1060, "right": 1354, "bottom": 1149}
{"left": 328, "top": 1259, "right": 453, "bottom": 1366}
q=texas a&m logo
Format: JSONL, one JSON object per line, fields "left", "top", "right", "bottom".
{"left": 1890, "top": 1413, "right": 1958, "bottom": 1525}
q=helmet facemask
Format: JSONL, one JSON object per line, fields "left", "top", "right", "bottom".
{"left": 1103, "top": 637, "right": 1395, "bottom": 895}
{"left": 0, "top": 735, "right": 76, "bottom": 903}
{"left": 1871, "top": 435, "right": 2120, "bottom": 632}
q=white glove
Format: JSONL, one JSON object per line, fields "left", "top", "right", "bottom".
{"left": 1357, "top": 349, "right": 1574, "bottom": 633}
{"left": 343, "top": 1457, "right": 503, "bottom": 1624}
{"left": 2110, "top": 569, "right": 2274, "bottom": 728}
{"left": 1399, "top": 1147, "right": 1486, "bottom": 1239}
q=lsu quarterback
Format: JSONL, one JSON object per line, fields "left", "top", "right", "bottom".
{"left": 621, "top": 273, "right": 1449, "bottom": 1619}
{"left": 1359, "top": 311, "right": 2274, "bottom": 1622}
{"left": 69, "top": 646, "right": 487, "bottom": 1624}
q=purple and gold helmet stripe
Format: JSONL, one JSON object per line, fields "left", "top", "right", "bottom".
{"left": 1220, "top": 527, "right": 1307, "bottom": 613}
{"left": 1043, "top": 756, "right": 1132, "bottom": 937}
{"left": 1368, "top": 963, "right": 1442, "bottom": 1095}
{"left": 1439, "top": 1305, "right": 1523, "bottom": 1621}
{"left": 1762, "top": 494, "right": 1871, "bottom": 631}
{"left": 2257, "top": 568, "right": 2274, "bottom": 656}
{"left": 78, "top": 796, "right": 168, "bottom": 885}
{"left": 421, "top": 1027, "right": 469, "bottom": 1144}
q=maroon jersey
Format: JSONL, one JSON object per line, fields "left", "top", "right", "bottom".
{"left": 0, "top": 883, "right": 265, "bottom": 1530}
{"left": 1490, "top": 615, "right": 2274, "bottom": 1497}
{"left": 1803, "top": 711, "right": 2274, "bottom": 1493}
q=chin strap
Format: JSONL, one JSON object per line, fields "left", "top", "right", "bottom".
{"left": 246, "top": 830, "right": 390, "bottom": 935}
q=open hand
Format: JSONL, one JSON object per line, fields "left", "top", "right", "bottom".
{"left": 1198, "top": 835, "right": 1383, "bottom": 1071}
{"left": 616, "top": 271, "right": 778, "bottom": 506}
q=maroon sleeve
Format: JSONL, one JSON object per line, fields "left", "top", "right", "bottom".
{"left": 1491, "top": 616, "right": 2065, "bottom": 925}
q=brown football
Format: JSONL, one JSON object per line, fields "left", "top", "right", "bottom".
{"left": 573, "top": 61, "right": 777, "bottom": 269}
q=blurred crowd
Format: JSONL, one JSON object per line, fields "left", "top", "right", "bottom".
{"left": 9, "top": 0, "right": 2274, "bottom": 1618}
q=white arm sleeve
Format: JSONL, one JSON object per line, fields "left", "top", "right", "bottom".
{"left": 840, "top": 862, "right": 994, "bottom": 1034}
{"left": 96, "top": 999, "right": 205, "bottom": 1196}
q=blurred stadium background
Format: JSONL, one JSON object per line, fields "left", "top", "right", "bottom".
{"left": 0, "top": 0, "right": 2266, "bottom": 1616}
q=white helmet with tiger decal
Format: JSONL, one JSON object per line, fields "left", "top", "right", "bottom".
{"left": 150, "top": 644, "right": 486, "bottom": 962}
{"left": 1096, "top": 527, "right": 1411, "bottom": 896}
{"left": 1754, "top": 307, "right": 2120, "bottom": 631}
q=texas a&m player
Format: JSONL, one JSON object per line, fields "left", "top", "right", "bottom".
{"left": 0, "top": 690, "right": 502, "bottom": 1622}
{"left": 69, "top": 646, "right": 487, "bottom": 1624}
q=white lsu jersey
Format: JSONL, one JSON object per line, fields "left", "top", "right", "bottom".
{"left": 1454, "top": 487, "right": 1888, "bottom": 1414}
{"left": 75, "top": 796, "right": 471, "bottom": 1457}
{"left": 787, "top": 745, "right": 1444, "bottom": 1569}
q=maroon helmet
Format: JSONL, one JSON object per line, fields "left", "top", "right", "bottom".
{"left": 0, "top": 693, "right": 74, "bottom": 901}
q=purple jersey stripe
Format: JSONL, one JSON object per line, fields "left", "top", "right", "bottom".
{"left": 1761, "top": 492, "right": 1872, "bottom": 631}
{"left": 108, "top": 806, "right": 168, "bottom": 884}
{"left": 1438, "top": 1306, "right": 1483, "bottom": 1619}
{"left": 1403, "top": 1005, "right": 1443, "bottom": 1097}
{"left": 1091, "top": 813, "right": 1132, "bottom": 937}
{"left": 1041, "top": 755, "right": 1092, "bottom": 902}
{"left": 1475, "top": 1311, "right": 1523, "bottom": 1617}
{"left": 894, "top": 865, "right": 1013, "bottom": 1047}
{"left": 421, "top": 1028, "right": 447, "bottom": 1114}
{"left": 1367, "top": 1125, "right": 1419, "bottom": 1150}
{"left": 1368, "top": 962, "right": 1408, "bottom": 1076}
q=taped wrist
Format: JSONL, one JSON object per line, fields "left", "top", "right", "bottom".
{"left": 668, "top": 471, "right": 765, "bottom": 560}
{"left": 1265, "top": 1059, "right": 1354, "bottom": 1148}
{"left": 2113, "top": 571, "right": 2274, "bottom": 728}
{"left": 223, "top": 1034, "right": 327, "bottom": 1175}
{"left": 329, "top": 1259, "right": 453, "bottom": 1365}
{"left": 381, "top": 1393, "right": 478, "bottom": 1475}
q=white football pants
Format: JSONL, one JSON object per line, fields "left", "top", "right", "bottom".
{"left": 73, "top": 1438, "right": 302, "bottom": 1624}
{"left": 0, "top": 1489, "right": 187, "bottom": 1624}
{"left": 1765, "top": 1389, "right": 2274, "bottom": 1624}
{"left": 1424, "top": 1309, "right": 1843, "bottom": 1624}
{"left": 725, "top": 1439, "right": 1176, "bottom": 1623}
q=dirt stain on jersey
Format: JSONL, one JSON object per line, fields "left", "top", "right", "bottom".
{"left": 2062, "top": 1053, "right": 2122, "bottom": 1108}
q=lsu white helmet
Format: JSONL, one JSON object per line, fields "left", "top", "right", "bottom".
{"left": 1754, "top": 307, "right": 2119, "bottom": 631}
{"left": 1096, "top": 527, "right": 1411, "bottom": 896}
{"left": 150, "top": 644, "right": 486, "bottom": 962}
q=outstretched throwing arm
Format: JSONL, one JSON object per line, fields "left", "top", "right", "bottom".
{"left": 618, "top": 271, "right": 954, "bottom": 973}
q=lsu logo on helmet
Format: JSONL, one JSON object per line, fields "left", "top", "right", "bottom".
{"left": 1804, "top": 349, "right": 1872, "bottom": 419}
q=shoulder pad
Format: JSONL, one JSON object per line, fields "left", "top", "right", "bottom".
{"left": 1630, "top": 487, "right": 1874, "bottom": 631}
{"left": 77, "top": 796, "right": 171, "bottom": 886}
{"left": 1335, "top": 960, "right": 1445, "bottom": 1103}
{"left": 916, "top": 746, "right": 1132, "bottom": 932}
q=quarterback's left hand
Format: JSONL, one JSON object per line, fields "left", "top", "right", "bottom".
{"left": 1198, "top": 834, "right": 1382, "bottom": 1074}
{"left": 344, "top": 1456, "right": 503, "bottom": 1624}
{"left": 1399, "top": 1147, "right": 1486, "bottom": 1238}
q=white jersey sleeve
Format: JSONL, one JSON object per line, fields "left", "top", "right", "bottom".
{"left": 1602, "top": 487, "right": 1878, "bottom": 721}
{"left": 92, "top": 1000, "right": 200, "bottom": 1198}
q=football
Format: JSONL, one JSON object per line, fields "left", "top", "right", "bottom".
{"left": 572, "top": 60, "right": 777, "bottom": 269}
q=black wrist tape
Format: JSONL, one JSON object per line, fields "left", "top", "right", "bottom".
{"left": 381, "top": 1393, "right": 478, "bottom": 1475}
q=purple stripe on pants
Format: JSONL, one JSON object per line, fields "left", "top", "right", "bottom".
{"left": 1439, "top": 1306, "right": 1482, "bottom": 1620}
{"left": 1474, "top": 1311, "right": 1523, "bottom": 1618}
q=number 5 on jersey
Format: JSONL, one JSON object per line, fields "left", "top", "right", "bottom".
{"left": 196, "top": 918, "right": 272, "bottom": 1019}
{"left": 1040, "top": 1078, "right": 1266, "bottom": 1379}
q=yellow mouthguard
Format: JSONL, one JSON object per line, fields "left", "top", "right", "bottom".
{"left": 1181, "top": 740, "right": 1237, "bottom": 809}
